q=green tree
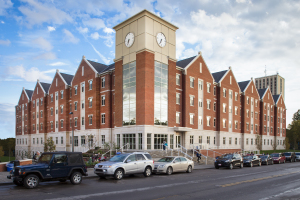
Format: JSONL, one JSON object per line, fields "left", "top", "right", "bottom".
{"left": 0, "top": 146, "right": 4, "bottom": 162}
{"left": 284, "top": 138, "right": 290, "bottom": 150}
{"left": 44, "top": 137, "right": 56, "bottom": 152}
{"left": 287, "top": 120, "right": 300, "bottom": 150}
{"left": 255, "top": 134, "right": 262, "bottom": 151}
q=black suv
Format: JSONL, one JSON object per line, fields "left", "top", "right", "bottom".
{"left": 283, "top": 152, "right": 296, "bottom": 162}
{"left": 215, "top": 153, "right": 243, "bottom": 169}
{"left": 7, "top": 152, "right": 87, "bottom": 189}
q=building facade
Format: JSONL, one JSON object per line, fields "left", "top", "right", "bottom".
{"left": 255, "top": 74, "right": 285, "bottom": 101}
{"left": 15, "top": 10, "right": 286, "bottom": 158}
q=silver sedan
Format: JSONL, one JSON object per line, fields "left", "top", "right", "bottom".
{"left": 153, "top": 156, "right": 194, "bottom": 175}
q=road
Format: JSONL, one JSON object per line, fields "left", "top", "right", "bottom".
{"left": 1, "top": 162, "right": 300, "bottom": 200}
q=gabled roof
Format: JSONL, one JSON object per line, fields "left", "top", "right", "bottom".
{"left": 257, "top": 88, "right": 268, "bottom": 99}
{"left": 25, "top": 89, "right": 33, "bottom": 100}
{"left": 176, "top": 56, "right": 196, "bottom": 68}
{"left": 60, "top": 73, "right": 74, "bottom": 85}
{"left": 212, "top": 70, "right": 228, "bottom": 83}
{"left": 40, "top": 82, "right": 51, "bottom": 93}
{"left": 273, "top": 94, "right": 281, "bottom": 104}
{"left": 87, "top": 60, "right": 114, "bottom": 74}
{"left": 238, "top": 80, "right": 251, "bottom": 93}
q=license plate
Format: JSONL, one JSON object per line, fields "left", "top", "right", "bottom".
{"left": 218, "top": 164, "right": 221, "bottom": 166}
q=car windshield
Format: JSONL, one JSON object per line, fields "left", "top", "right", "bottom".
{"left": 221, "top": 154, "right": 233, "bottom": 159}
{"left": 271, "top": 153, "right": 280, "bottom": 157}
{"left": 260, "top": 155, "right": 268, "bottom": 159}
{"left": 37, "top": 154, "right": 53, "bottom": 164}
{"left": 243, "top": 156, "right": 253, "bottom": 159}
{"left": 296, "top": 153, "right": 300, "bottom": 155}
{"left": 283, "top": 153, "right": 291, "bottom": 156}
{"left": 157, "top": 157, "right": 174, "bottom": 162}
{"left": 109, "top": 154, "right": 129, "bottom": 162}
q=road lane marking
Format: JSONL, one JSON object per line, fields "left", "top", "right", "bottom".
{"left": 259, "top": 187, "right": 300, "bottom": 200}
{"left": 220, "top": 171, "right": 300, "bottom": 187}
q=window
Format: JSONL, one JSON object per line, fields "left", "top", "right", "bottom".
{"left": 190, "top": 135, "right": 194, "bottom": 144}
{"left": 55, "top": 92, "right": 58, "bottom": 100}
{"left": 213, "top": 118, "right": 216, "bottom": 127}
{"left": 61, "top": 90, "right": 63, "bottom": 99}
{"left": 229, "top": 91, "right": 232, "bottom": 99}
{"left": 101, "top": 114, "right": 105, "bottom": 124}
{"left": 40, "top": 98, "right": 43, "bottom": 105}
{"left": 74, "top": 136, "right": 78, "bottom": 146}
{"left": 246, "top": 138, "right": 249, "bottom": 145}
{"left": 199, "top": 116, "right": 202, "bottom": 125}
{"left": 81, "top": 83, "right": 84, "bottom": 92}
{"left": 207, "top": 136, "right": 210, "bottom": 144}
{"left": 207, "top": 100, "right": 211, "bottom": 109}
{"left": 56, "top": 107, "right": 58, "bottom": 114}
{"left": 101, "top": 135, "right": 105, "bottom": 145}
{"left": 190, "top": 77, "right": 194, "bottom": 88}
{"left": 37, "top": 124, "right": 38, "bottom": 130}
{"left": 207, "top": 116, "right": 211, "bottom": 126}
{"left": 33, "top": 138, "right": 35, "bottom": 145}
{"left": 82, "top": 117, "right": 84, "bottom": 125}
{"left": 74, "top": 86, "right": 77, "bottom": 95}
{"left": 229, "top": 137, "right": 232, "bottom": 145}
{"left": 51, "top": 108, "right": 53, "bottom": 115}
{"left": 247, "top": 110, "right": 249, "bottom": 117}
{"left": 89, "top": 115, "right": 93, "bottom": 125}
{"left": 176, "top": 93, "right": 180, "bottom": 104}
{"left": 235, "top": 138, "right": 238, "bottom": 145}
{"left": 176, "top": 74, "right": 180, "bottom": 85}
{"left": 207, "top": 83, "right": 211, "bottom": 93}
{"left": 246, "top": 123, "right": 249, "bottom": 131}
{"left": 82, "top": 66, "right": 84, "bottom": 76}
{"left": 37, "top": 112, "right": 39, "bottom": 118}
{"left": 60, "top": 120, "right": 63, "bottom": 128}
{"left": 101, "top": 96, "right": 105, "bottom": 106}
{"left": 61, "top": 106, "right": 63, "bottom": 114}
{"left": 223, "top": 88, "right": 226, "bottom": 97}
{"left": 33, "top": 100, "right": 35, "bottom": 108}
{"left": 37, "top": 99, "right": 39, "bottom": 106}
{"left": 74, "top": 118, "right": 78, "bottom": 127}
{"left": 101, "top": 77, "right": 105, "bottom": 88}
{"left": 198, "top": 80, "right": 203, "bottom": 90}
{"left": 81, "top": 136, "right": 85, "bottom": 146}
{"left": 235, "top": 121, "right": 238, "bottom": 129}
{"left": 213, "top": 86, "right": 216, "bottom": 95}
{"left": 198, "top": 99, "right": 203, "bottom": 107}
{"left": 75, "top": 102, "right": 77, "bottom": 111}
{"left": 230, "top": 76, "right": 232, "bottom": 84}
{"left": 235, "top": 106, "right": 238, "bottom": 115}
{"left": 255, "top": 100, "right": 258, "bottom": 107}
{"left": 200, "top": 63, "right": 202, "bottom": 73}
{"left": 55, "top": 137, "right": 58, "bottom": 145}
{"left": 235, "top": 92, "right": 238, "bottom": 101}
{"left": 40, "top": 123, "right": 43, "bottom": 130}
{"left": 89, "top": 98, "right": 93, "bottom": 107}
{"left": 147, "top": 134, "right": 151, "bottom": 150}
{"left": 199, "top": 136, "right": 202, "bottom": 143}
{"left": 40, "top": 110, "right": 43, "bottom": 118}
{"left": 247, "top": 97, "right": 249, "bottom": 104}
{"left": 190, "top": 96, "right": 194, "bottom": 106}
{"left": 61, "top": 137, "right": 63, "bottom": 144}
{"left": 223, "top": 137, "right": 226, "bottom": 145}
{"left": 51, "top": 122, "right": 53, "bottom": 129}
{"left": 223, "top": 103, "right": 226, "bottom": 113}
{"left": 223, "top": 119, "right": 226, "bottom": 128}
{"left": 89, "top": 80, "right": 93, "bottom": 90}
{"left": 229, "top": 106, "right": 232, "bottom": 113}
{"left": 176, "top": 112, "right": 180, "bottom": 124}
{"left": 190, "top": 114, "right": 194, "bottom": 125}
{"left": 82, "top": 102, "right": 84, "bottom": 109}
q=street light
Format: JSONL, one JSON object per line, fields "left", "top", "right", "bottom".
{"left": 69, "top": 112, "right": 74, "bottom": 152}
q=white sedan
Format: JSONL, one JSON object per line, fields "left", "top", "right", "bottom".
{"left": 153, "top": 156, "right": 194, "bottom": 175}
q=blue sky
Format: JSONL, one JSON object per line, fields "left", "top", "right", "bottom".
{"left": 0, "top": 0, "right": 300, "bottom": 139}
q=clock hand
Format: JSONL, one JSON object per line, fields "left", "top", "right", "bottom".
{"left": 160, "top": 39, "right": 162, "bottom": 44}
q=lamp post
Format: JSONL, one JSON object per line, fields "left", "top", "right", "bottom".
{"left": 69, "top": 112, "right": 74, "bottom": 152}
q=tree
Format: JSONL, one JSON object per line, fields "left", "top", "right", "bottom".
{"left": 0, "top": 146, "right": 4, "bottom": 162}
{"left": 44, "top": 137, "right": 56, "bottom": 152}
{"left": 255, "top": 134, "right": 262, "bottom": 151}
{"left": 293, "top": 109, "right": 300, "bottom": 121}
{"left": 283, "top": 138, "right": 290, "bottom": 150}
{"left": 287, "top": 120, "right": 300, "bottom": 150}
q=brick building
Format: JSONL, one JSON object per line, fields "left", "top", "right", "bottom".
{"left": 15, "top": 10, "right": 286, "bottom": 158}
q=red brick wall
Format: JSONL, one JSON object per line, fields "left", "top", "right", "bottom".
{"left": 260, "top": 89, "right": 275, "bottom": 136}
{"left": 168, "top": 59, "right": 176, "bottom": 127}
{"left": 16, "top": 90, "right": 32, "bottom": 135}
{"left": 115, "top": 60, "right": 123, "bottom": 127}
{"left": 99, "top": 73, "right": 113, "bottom": 128}
{"left": 275, "top": 95, "right": 286, "bottom": 137}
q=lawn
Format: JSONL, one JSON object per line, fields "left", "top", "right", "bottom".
{"left": 0, "top": 156, "right": 16, "bottom": 162}
{"left": 260, "top": 149, "right": 300, "bottom": 155}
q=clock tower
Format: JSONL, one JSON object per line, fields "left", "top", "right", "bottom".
{"left": 113, "top": 9, "right": 178, "bottom": 127}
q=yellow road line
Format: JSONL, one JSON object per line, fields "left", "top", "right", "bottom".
{"left": 220, "top": 171, "right": 300, "bottom": 187}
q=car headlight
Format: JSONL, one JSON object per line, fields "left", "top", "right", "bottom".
{"left": 158, "top": 165, "right": 165, "bottom": 168}
{"left": 102, "top": 165, "right": 111, "bottom": 168}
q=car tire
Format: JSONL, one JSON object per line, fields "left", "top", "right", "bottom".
{"left": 114, "top": 169, "right": 124, "bottom": 180}
{"left": 70, "top": 172, "right": 82, "bottom": 185}
{"left": 59, "top": 179, "right": 67, "bottom": 182}
{"left": 187, "top": 165, "right": 192, "bottom": 173}
{"left": 143, "top": 167, "right": 152, "bottom": 177}
{"left": 250, "top": 162, "right": 253, "bottom": 167}
{"left": 166, "top": 167, "right": 173, "bottom": 175}
{"left": 229, "top": 163, "right": 233, "bottom": 170}
{"left": 24, "top": 174, "right": 39, "bottom": 189}
{"left": 13, "top": 180, "right": 23, "bottom": 186}
{"left": 240, "top": 163, "right": 243, "bottom": 168}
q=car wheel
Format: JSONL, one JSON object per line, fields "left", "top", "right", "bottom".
{"left": 250, "top": 162, "right": 253, "bottom": 167}
{"left": 143, "top": 167, "right": 152, "bottom": 177}
{"left": 229, "top": 163, "right": 233, "bottom": 170}
{"left": 166, "top": 167, "right": 173, "bottom": 175}
{"left": 240, "top": 163, "right": 243, "bottom": 168}
{"left": 259, "top": 162, "right": 261, "bottom": 167}
{"left": 24, "top": 174, "right": 39, "bottom": 189}
{"left": 13, "top": 180, "right": 23, "bottom": 186}
{"left": 187, "top": 165, "right": 192, "bottom": 173}
{"left": 114, "top": 169, "right": 124, "bottom": 180}
{"left": 59, "top": 179, "right": 67, "bottom": 182}
{"left": 70, "top": 172, "right": 82, "bottom": 185}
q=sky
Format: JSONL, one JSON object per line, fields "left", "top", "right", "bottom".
{"left": 0, "top": 0, "right": 299, "bottom": 139}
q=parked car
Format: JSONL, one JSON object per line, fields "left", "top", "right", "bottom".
{"left": 7, "top": 152, "right": 87, "bottom": 189}
{"left": 215, "top": 153, "right": 243, "bottom": 169}
{"left": 259, "top": 155, "right": 274, "bottom": 165}
{"left": 295, "top": 152, "right": 300, "bottom": 162}
{"left": 243, "top": 155, "right": 261, "bottom": 167}
{"left": 270, "top": 153, "right": 286, "bottom": 164}
{"left": 94, "top": 152, "right": 154, "bottom": 180}
{"left": 283, "top": 152, "right": 296, "bottom": 162}
{"left": 153, "top": 156, "right": 194, "bottom": 175}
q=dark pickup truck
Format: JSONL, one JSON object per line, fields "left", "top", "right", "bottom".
{"left": 7, "top": 152, "right": 88, "bottom": 189}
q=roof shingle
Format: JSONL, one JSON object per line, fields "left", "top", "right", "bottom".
{"left": 25, "top": 89, "right": 33, "bottom": 100}
{"left": 238, "top": 80, "right": 250, "bottom": 93}
{"left": 60, "top": 73, "right": 74, "bottom": 85}
{"left": 40, "top": 82, "right": 51, "bottom": 93}
{"left": 257, "top": 88, "right": 267, "bottom": 99}
{"left": 212, "top": 70, "right": 228, "bottom": 83}
{"left": 176, "top": 56, "right": 196, "bottom": 68}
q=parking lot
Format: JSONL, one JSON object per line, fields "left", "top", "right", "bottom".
{"left": 1, "top": 161, "right": 300, "bottom": 200}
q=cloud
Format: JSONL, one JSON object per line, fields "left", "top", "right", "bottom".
{"left": 0, "top": 0, "right": 13, "bottom": 16}
{"left": 0, "top": 103, "right": 15, "bottom": 139}
{"left": 47, "top": 26, "right": 55, "bottom": 32}
{"left": 88, "top": 42, "right": 110, "bottom": 65}
{"left": 103, "top": 27, "right": 114, "bottom": 34}
{"left": 1, "top": 21, "right": 4, "bottom": 24}
{"left": 90, "top": 32, "right": 100, "bottom": 40}
{"left": 32, "top": 37, "right": 53, "bottom": 51}
{"left": 7, "top": 65, "right": 53, "bottom": 82}
{"left": 0, "top": 39, "right": 11, "bottom": 46}
{"left": 18, "top": 0, "right": 72, "bottom": 27}
{"left": 83, "top": 17, "right": 105, "bottom": 30}
{"left": 48, "top": 62, "right": 68, "bottom": 66}
{"left": 63, "top": 29, "right": 79, "bottom": 43}
{"left": 77, "top": 26, "right": 89, "bottom": 34}
{"left": 33, "top": 52, "right": 56, "bottom": 60}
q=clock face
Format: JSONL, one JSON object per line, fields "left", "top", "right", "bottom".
{"left": 156, "top": 32, "right": 166, "bottom": 47}
{"left": 125, "top": 32, "right": 134, "bottom": 47}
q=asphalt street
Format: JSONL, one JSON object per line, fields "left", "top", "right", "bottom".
{"left": 1, "top": 162, "right": 300, "bottom": 200}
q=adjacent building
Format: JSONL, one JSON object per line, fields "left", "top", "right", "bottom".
{"left": 255, "top": 74, "right": 285, "bottom": 101}
{"left": 15, "top": 10, "right": 286, "bottom": 158}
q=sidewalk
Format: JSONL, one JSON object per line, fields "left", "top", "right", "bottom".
{"left": 0, "top": 165, "right": 214, "bottom": 186}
